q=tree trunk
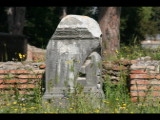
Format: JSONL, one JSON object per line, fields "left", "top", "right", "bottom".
{"left": 98, "top": 7, "right": 121, "bottom": 60}
{"left": 7, "top": 7, "right": 26, "bottom": 35}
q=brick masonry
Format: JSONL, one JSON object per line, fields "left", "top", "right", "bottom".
{"left": 0, "top": 43, "right": 46, "bottom": 96}
{"left": 1, "top": 53, "right": 160, "bottom": 103}
{"left": 103, "top": 56, "right": 160, "bottom": 103}
{"left": 0, "top": 69, "right": 45, "bottom": 95}
{"left": 102, "top": 59, "right": 131, "bottom": 84}
{"left": 130, "top": 56, "right": 160, "bottom": 102}
{"left": 26, "top": 44, "right": 46, "bottom": 62}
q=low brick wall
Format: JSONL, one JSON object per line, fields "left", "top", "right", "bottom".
{"left": 1, "top": 56, "right": 160, "bottom": 102}
{"left": 0, "top": 62, "right": 45, "bottom": 95}
{"left": 102, "top": 57, "right": 160, "bottom": 103}
{"left": 102, "top": 59, "right": 131, "bottom": 84}
{"left": 130, "top": 56, "right": 160, "bottom": 102}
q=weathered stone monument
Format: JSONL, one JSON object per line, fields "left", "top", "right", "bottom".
{"left": 43, "top": 15, "right": 104, "bottom": 107}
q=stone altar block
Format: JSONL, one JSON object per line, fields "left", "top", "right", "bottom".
{"left": 43, "top": 15, "right": 104, "bottom": 106}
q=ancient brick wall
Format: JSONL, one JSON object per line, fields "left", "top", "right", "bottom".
{"left": 26, "top": 44, "right": 46, "bottom": 62}
{"left": 0, "top": 54, "right": 160, "bottom": 103}
{"left": 0, "top": 61, "right": 45, "bottom": 95}
{"left": 130, "top": 56, "right": 160, "bottom": 102}
{"left": 102, "top": 59, "right": 131, "bottom": 84}
{"left": 102, "top": 57, "right": 160, "bottom": 103}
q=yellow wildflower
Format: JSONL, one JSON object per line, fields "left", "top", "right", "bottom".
{"left": 115, "top": 49, "right": 119, "bottom": 54}
{"left": 19, "top": 53, "right": 22, "bottom": 59}
{"left": 13, "top": 101, "right": 17, "bottom": 105}
{"left": 22, "top": 104, "right": 26, "bottom": 106}
{"left": 23, "top": 54, "right": 25, "bottom": 58}
{"left": 122, "top": 103, "right": 126, "bottom": 107}
{"left": 114, "top": 108, "right": 119, "bottom": 113}
{"left": 103, "top": 100, "right": 109, "bottom": 104}
{"left": 116, "top": 98, "right": 119, "bottom": 101}
{"left": 18, "top": 53, "right": 25, "bottom": 60}
{"left": 6, "top": 103, "right": 10, "bottom": 106}
{"left": 120, "top": 107, "right": 126, "bottom": 110}
{"left": 95, "top": 109, "right": 100, "bottom": 113}
{"left": 30, "top": 107, "right": 35, "bottom": 109}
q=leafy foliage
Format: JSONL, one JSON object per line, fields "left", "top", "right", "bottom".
{"left": 23, "top": 7, "right": 60, "bottom": 48}
{"left": 23, "top": 7, "right": 94, "bottom": 48}
{"left": 0, "top": 7, "right": 160, "bottom": 47}
{"left": 120, "top": 7, "right": 160, "bottom": 45}
{"left": 0, "top": 7, "right": 8, "bottom": 32}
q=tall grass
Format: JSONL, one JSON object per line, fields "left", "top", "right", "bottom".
{"left": 1, "top": 42, "right": 160, "bottom": 113}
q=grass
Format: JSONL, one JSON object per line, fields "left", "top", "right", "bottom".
{"left": 1, "top": 43, "right": 160, "bottom": 113}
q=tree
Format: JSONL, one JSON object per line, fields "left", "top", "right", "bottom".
{"left": 3, "top": 7, "right": 123, "bottom": 59}
{"left": 152, "top": 7, "right": 160, "bottom": 32}
{"left": 120, "top": 7, "right": 140, "bottom": 44}
{"left": 24, "top": 7, "right": 94, "bottom": 48}
{"left": 137, "top": 7, "right": 158, "bottom": 39}
{"left": 0, "top": 7, "right": 8, "bottom": 32}
{"left": 6, "top": 7, "right": 26, "bottom": 35}
{"left": 120, "top": 7, "right": 160, "bottom": 45}
{"left": 23, "top": 7, "right": 59, "bottom": 48}
{"left": 98, "top": 7, "right": 121, "bottom": 60}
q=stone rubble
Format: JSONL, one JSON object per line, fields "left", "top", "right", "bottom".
{"left": 26, "top": 44, "right": 46, "bottom": 62}
{"left": 0, "top": 61, "right": 45, "bottom": 70}
{"left": 102, "top": 59, "right": 131, "bottom": 83}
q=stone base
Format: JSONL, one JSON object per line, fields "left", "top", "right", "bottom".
{"left": 141, "top": 40, "right": 160, "bottom": 49}
{"left": 42, "top": 86, "right": 104, "bottom": 108}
